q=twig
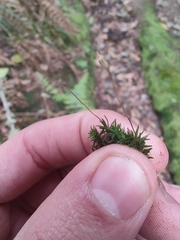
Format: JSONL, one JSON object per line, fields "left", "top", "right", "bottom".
{"left": 0, "top": 81, "right": 19, "bottom": 138}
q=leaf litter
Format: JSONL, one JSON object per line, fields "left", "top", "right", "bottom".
{"left": 84, "top": 0, "right": 174, "bottom": 182}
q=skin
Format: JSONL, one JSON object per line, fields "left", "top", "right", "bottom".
{"left": 0, "top": 110, "right": 180, "bottom": 240}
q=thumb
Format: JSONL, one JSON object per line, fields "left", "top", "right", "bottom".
{"left": 15, "top": 145, "right": 158, "bottom": 240}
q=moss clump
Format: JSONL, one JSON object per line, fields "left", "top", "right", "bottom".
{"left": 139, "top": 4, "right": 180, "bottom": 183}
{"left": 89, "top": 117, "right": 152, "bottom": 159}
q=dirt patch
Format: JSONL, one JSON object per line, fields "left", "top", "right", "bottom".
{"left": 156, "top": 0, "right": 180, "bottom": 37}
{"left": 87, "top": 1, "right": 161, "bottom": 134}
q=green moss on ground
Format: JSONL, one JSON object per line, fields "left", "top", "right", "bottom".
{"left": 139, "top": 4, "right": 180, "bottom": 183}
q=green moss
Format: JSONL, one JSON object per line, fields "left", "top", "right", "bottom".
{"left": 139, "top": 4, "right": 180, "bottom": 183}
{"left": 89, "top": 118, "right": 152, "bottom": 158}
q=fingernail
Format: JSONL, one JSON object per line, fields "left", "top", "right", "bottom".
{"left": 158, "top": 179, "right": 179, "bottom": 204}
{"left": 91, "top": 155, "right": 149, "bottom": 220}
{"left": 170, "top": 184, "right": 180, "bottom": 190}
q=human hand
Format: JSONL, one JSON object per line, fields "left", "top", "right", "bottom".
{"left": 0, "top": 110, "right": 179, "bottom": 240}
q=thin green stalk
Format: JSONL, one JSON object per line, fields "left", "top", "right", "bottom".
{"left": 62, "top": 84, "right": 101, "bottom": 121}
{"left": 107, "top": 68, "right": 136, "bottom": 134}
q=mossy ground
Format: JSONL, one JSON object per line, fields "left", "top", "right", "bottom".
{"left": 139, "top": 4, "right": 180, "bottom": 183}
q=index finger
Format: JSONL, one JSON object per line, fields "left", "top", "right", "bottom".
{"left": 0, "top": 110, "right": 168, "bottom": 202}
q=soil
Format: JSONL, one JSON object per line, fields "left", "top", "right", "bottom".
{"left": 90, "top": 0, "right": 162, "bottom": 136}
{"left": 156, "top": 0, "right": 180, "bottom": 37}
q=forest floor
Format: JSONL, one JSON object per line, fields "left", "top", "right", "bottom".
{"left": 84, "top": 0, "right": 180, "bottom": 182}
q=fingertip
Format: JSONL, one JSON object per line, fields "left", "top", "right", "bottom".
{"left": 147, "top": 134, "right": 169, "bottom": 173}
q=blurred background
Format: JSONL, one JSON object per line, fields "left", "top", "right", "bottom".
{"left": 0, "top": 0, "right": 180, "bottom": 183}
